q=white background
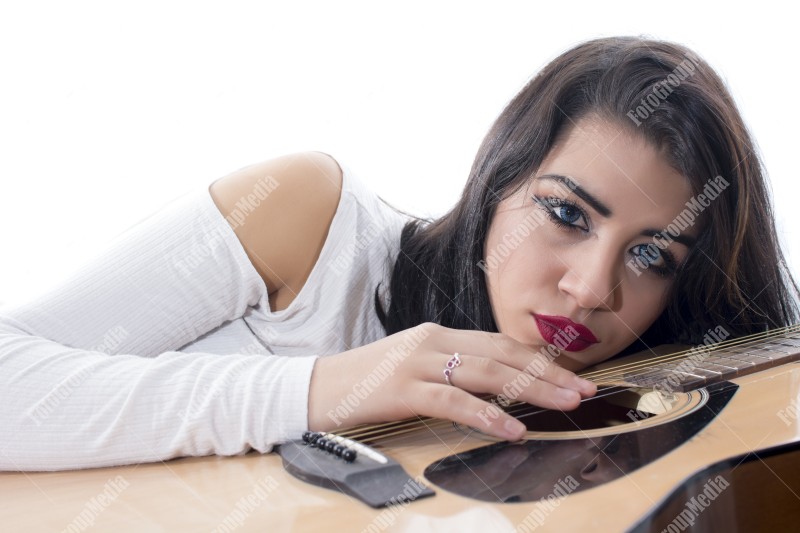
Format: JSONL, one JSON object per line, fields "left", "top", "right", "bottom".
{"left": 1, "top": 1, "right": 797, "bottom": 306}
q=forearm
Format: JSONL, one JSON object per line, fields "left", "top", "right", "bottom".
{"left": 0, "top": 317, "right": 317, "bottom": 471}
{"left": 0, "top": 182, "right": 300, "bottom": 471}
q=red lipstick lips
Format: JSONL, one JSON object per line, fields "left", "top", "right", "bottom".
{"left": 532, "top": 313, "right": 599, "bottom": 352}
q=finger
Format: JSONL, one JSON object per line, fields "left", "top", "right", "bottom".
{"left": 408, "top": 382, "right": 527, "bottom": 441}
{"left": 510, "top": 350, "right": 597, "bottom": 398}
{"left": 439, "top": 353, "right": 583, "bottom": 411}
{"left": 435, "top": 329, "right": 596, "bottom": 396}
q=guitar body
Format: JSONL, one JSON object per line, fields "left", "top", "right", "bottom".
{"left": 4, "top": 356, "right": 800, "bottom": 532}
{"left": 270, "top": 363, "right": 800, "bottom": 532}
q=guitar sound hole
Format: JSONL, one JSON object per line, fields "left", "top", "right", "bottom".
{"left": 426, "top": 384, "right": 735, "bottom": 504}
{"left": 514, "top": 386, "right": 663, "bottom": 432}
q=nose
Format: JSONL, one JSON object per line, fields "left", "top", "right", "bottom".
{"left": 557, "top": 245, "right": 620, "bottom": 311}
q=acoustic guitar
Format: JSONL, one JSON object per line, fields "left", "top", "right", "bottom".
{"left": 4, "top": 326, "right": 799, "bottom": 532}
{"left": 276, "top": 325, "right": 800, "bottom": 532}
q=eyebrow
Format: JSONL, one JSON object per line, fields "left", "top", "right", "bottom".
{"left": 537, "top": 173, "right": 612, "bottom": 217}
{"left": 535, "top": 173, "right": 697, "bottom": 248}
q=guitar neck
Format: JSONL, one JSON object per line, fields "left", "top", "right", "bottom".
{"left": 618, "top": 328, "right": 800, "bottom": 392}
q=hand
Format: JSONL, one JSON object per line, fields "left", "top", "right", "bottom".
{"left": 307, "top": 322, "right": 597, "bottom": 441}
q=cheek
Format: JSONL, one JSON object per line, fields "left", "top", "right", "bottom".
{"left": 617, "top": 283, "right": 670, "bottom": 335}
{"left": 489, "top": 231, "right": 561, "bottom": 292}
{"left": 484, "top": 212, "right": 559, "bottom": 319}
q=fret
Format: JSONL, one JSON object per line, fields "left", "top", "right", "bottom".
{"left": 725, "top": 347, "right": 780, "bottom": 360}
{"left": 623, "top": 368, "right": 693, "bottom": 388}
{"left": 758, "top": 343, "right": 796, "bottom": 355}
{"left": 746, "top": 350, "right": 781, "bottom": 359}
{"left": 706, "top": 354, "right": 756, "bottom": 369}
{"left": 721, "top": 346, "right": 757, "bottom": 355}
{"left": 699, "top": 356, "right": 743, "bottom": 370}
{"left": 728, "top": 344, "right": 774, "bottom": 353}
{"left": 697, "top": 361, "right": 739, "bottom": 373}
{"left": 770, "top": 337, "right": 800, "bottom": 348}
{"left": 718, "top": 351, "right": 772, "bottom": 363}
{"left": 655, "top": 361, "right": 719, "bottom": 377}
{"left": 672, "top": 367, "right": 721, "bottom": 379}
{"left": 624, "top": 369, "right": 670, "bottom": 386}
{"left": 621, "top": 334, "right": 800, "bottom": 392}
{"left": 623, "top": 367, "right": 704, "bottom": 390}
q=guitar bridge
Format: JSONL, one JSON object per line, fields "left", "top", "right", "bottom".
{"left": 277, "top": 431, "right": 435, "bottom": 508}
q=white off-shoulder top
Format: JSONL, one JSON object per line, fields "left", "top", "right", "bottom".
{"left": 0, "top": 157, "right": 411, "bottom": 471}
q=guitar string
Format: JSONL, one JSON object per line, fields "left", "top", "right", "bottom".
{"left": 582, "top": 332, "right": 800, "bottom": 382}
{"left": 595, "top": 325, "right": 800, "bottom": 377}
{"left": 489, "top": 325, "right": 800, "bottom": 428}
{"left": 333, "top": 324, "right": 800, "bottom": 443}
{"left": 333, "top": 386, "right": 637, "bottom": 443}
{"left": 334, "top": 325, "right": 800, "bottom": 442}
{"left": 337, "top": 387, "right": 652, "bottom": 439}
{"left": 583, "top": 324, "right": 799, "bottom": 378}
{"left": 338, "top": 325, "right": 800, "bottom": 443}
{"left": 578, "top": 324, "right": 800, "bottom": 381}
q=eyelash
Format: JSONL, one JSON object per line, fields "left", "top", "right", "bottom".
{"left": 531, "top": 195, "right": 679, "bottom": 278}
{"left": 532, "top": 195, "right": 589, "bottom": 232}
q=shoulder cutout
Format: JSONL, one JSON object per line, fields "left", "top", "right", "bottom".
{"left": 208, "top": 151, "right": 344, "bottom": 307}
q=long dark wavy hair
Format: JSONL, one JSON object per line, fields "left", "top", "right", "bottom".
{"left": 373, "top": 35, "right": 800, "bottom": 353}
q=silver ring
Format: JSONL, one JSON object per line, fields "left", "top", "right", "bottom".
{"left": 443, "top": 352, "right": 462, "bottom": 386}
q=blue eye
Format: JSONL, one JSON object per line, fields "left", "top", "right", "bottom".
{"left": 555, "top": 204, "right": 581, "bottom": 224}
{"left": 532, "top": 195, "right": 589, "bottom": 231}
{"left": 631, "top": 243, "right": 678, "bottom": 277}
{"left": 632, "top": 244, "right": 665, "bottom": 267}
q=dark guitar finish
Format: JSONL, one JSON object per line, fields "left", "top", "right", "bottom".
{"left": 630, "top": 440, "right": 800, "bottom": 532}
{"left": 424, "top": 382, "right": 738, "bottom": 502}
{"left": 3, "top": 328, "right": 800, "bottom": 531}
{"left": 267, "top": 326, "right": 800, "bottom": 531}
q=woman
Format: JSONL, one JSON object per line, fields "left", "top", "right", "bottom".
{"left": 1, "top": 36, "right": 797, "bottom": 471}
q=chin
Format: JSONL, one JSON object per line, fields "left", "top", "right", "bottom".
{"left": 553, "top": 355, "right": 588, "bottom": 372}
{"left": 555, "top": 346, "right": 611, "bottom": 371}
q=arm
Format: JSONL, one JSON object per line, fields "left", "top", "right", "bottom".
{"left": 0, "top": 151, "right": 339, "bottom": 471}
{"left": 205, "top": 152, "right": 596, "bottom": 444}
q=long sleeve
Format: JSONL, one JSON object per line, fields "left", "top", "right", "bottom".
{"left": 0, "top": 184, "right": 317, "bottom": 471}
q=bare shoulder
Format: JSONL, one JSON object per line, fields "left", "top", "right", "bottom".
{"left": 207, "top": 151, "right": 344, "bottom": 304}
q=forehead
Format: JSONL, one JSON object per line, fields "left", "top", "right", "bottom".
{"left": 526, "top": 116, "right": 696, "bottom": 230}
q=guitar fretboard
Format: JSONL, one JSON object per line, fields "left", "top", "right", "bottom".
{"left": 623, "top": 330, "right": 800, "bottom": 392}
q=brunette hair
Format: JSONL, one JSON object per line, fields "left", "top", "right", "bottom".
{"left": 374, "top": 35, "right": 800, "bottom": 352}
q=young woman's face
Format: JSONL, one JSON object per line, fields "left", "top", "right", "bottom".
{"left": 483, "top": 115, "right": 698, "bottom": 371}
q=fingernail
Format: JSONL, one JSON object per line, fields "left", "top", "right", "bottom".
{"left": 503, "top": 418, "right": 526, "bottom": 440}
{"left": 574, "top": 376, "right": 596, "bottom": 395}
{"left": 559, "top": 388, "right": 580, "bottom": 402}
